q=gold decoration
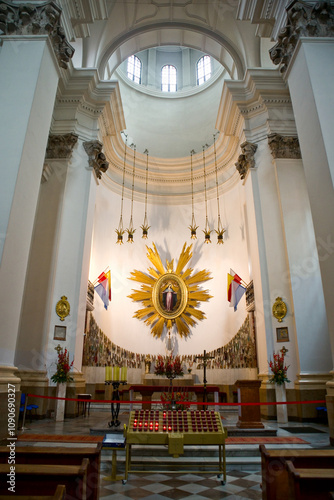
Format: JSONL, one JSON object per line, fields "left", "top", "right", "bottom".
{"left": 272, "top": 296, "right": 287, "bottom": 323}
{"left": 56, "top": 295, "right": 70, "bottom": 321}
{"left": 128, "top": 243, "right": 212, "bottom": 338}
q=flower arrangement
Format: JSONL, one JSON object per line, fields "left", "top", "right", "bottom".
{"left": 154, "top": 355, "right": 165, "bottom": 375}
{"left": 154, "top": 355, "right": 184, "bottom": 377}
{"left": 268, "top": 348, "right": 290, "bottom": 385}
{"left": 51, "top": 344, "right": 74, "bottom": 384}
{"left": 161, "top": 391, "right": 190, "bottom": 411}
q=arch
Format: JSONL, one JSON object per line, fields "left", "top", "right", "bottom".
{"left": 98, "top": 22, "right": 245, "bottom": 81}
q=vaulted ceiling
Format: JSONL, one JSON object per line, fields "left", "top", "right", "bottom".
{"left": 57, "top": 0, "right": 288, "bottom": 202}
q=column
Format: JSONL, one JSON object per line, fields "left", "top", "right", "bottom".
{"left": 15, "top": 134, "right": 79, "bottom": 415}
{"left": 269, "top": 0, "right": 334, "bottom": 437}
{"left": 147, "top": 48, "right": 157, "bottom": 88}
{"left": 0, "top": 1, "right": 73, "bottom": 437}
{"left": 222, "top": 68, "right": 325, "bottom": 419}
{"left": 268, "top": 133, "right": 331, "bottom": 420}
{"left": 182, "top": 48, "right": 192, "bottom": 89}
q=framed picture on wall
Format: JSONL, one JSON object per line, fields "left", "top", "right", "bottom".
{"left": 54, "top": 325, "right": 66, "bottom": 341}
{"left": 276, "top": 326, "right": 289, "bottom": 342}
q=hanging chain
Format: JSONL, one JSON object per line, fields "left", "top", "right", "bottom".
{"left": 190, "top": 149, "right": 195, "bottom": 224}
{"left": 130, "top": 145, "right": 136, "bottom": 221}
{"left": 202, "top": 145, "right": 208, "bottom": 227}
{"left": 120, "top": 134, "right": 128, "bottom": 226}
{"left": 144, "top": 149, "right": 148, "bottom": 220}
{"left": 214, "top": 133, "right": 221, "bottom": 221}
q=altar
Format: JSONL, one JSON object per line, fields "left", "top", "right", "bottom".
{"left": 128, "top": 384, "right": 220, "bottom": 411}
{"left": 142, "top": 374, "right": 195, "bottom": 386}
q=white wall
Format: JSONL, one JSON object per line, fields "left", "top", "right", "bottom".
{"left": 89, "top": 181, "right": 250, "bottom": 357}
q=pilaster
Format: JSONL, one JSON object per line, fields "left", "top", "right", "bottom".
{"left": 269, "top": 1, "right": 334, "bottom": 377}
{"left": 221, "top": 69, "right": 300, "bottom": 394}
{"left": 16, "top": 370, "right": 49, "bottom": 418}
{"left": 295, "top": 373, "right": 329, "bottom": 421}
{"left": 0, "top": 1, "right": 74, "bottom": 372}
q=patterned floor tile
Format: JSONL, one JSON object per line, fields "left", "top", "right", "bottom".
{"left": 99, "top": 470, "right": 263, "bottom": 499}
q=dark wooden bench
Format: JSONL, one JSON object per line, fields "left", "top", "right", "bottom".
{"left": 260, "top": 445, "right": 334, "bottom": 500}
{"left": 286, "top": 460, "right": 334, "bottom": 500}
{"left": 0, "top": 460, "right": 88, "bottom": 498}
{"left": 0, "top": 445, "right": 101, "bottom": 500}
{"left": 0, "top": 484, "right": 66, "bottom": 499}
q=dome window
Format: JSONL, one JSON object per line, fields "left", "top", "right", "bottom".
{"left": 161, "top": 65, "right": 177, "bottom": 92}
{"left": 127, "top": 55, "right": 142, "bottom": 84}
{"left": 197, "top": 55, "right": 211, "bottom": 85}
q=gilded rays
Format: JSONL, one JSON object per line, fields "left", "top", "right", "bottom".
{"left": 128, "top": 243, "right": 212, "bottom": 338}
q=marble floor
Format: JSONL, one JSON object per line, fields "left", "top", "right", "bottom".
{"left": 17, "top": 405, "right": 331, "bottom": 499}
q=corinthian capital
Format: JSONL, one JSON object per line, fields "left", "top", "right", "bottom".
{"left": 270, "top": 1, "right": 334, "bottom": 73}
{"left": 83, "top": 141, "right": 109, "bottom": 179}
{"left": 235, "top": 141, "right": 258, "bottom": 180}
{"left": 46, "top": 133, "right": 78, "bottom": 159}
{"left": 0, "top": 1, "right": 74, "bottom": 69}
{"left": 268, "top": 133, "right": 301, "bottom": 159}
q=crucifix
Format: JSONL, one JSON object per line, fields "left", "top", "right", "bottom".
{"left": 195, "top": 350, "right": 214, "bottom": 410}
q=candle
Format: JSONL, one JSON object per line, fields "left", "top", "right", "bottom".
{"left": 113, "top": 366, "right": 119, "bottom": 381}
{"left": 105, "top": 366, "right": 112, "bottom": 381}
{"left": 121, "top": 366, "right": 127, "bottom": 381}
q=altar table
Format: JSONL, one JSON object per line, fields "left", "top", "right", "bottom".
{"left": 128, "top": 385, "right": 220, "bottom": 410}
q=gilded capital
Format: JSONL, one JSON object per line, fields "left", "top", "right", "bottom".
{"left": 0, "top": 1, "right": 74, "bottom": 69}
{"left": 268, "top": 133, "right": 301, "bottom": 159}
{"left": 83, "top": 140, "right": 109, "bottom": 179}
{"left": 270, "top": 1, "right": 334, "bottom": 73}
{"left": 46, "top": 133, "right": 78, "bottom": 159}
{"left": 235, "top": 141, "right": 258, "bottom": 180}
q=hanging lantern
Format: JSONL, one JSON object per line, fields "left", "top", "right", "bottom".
{"left": 141, "top": 149, "right": 151, "bottom": 239}
{"left": 213, "top": 132, "right": 226, "bottom": 244}
{"left": 126, "top": 144, "right": 136, "bottom": 243}
{"left": 202, "top": 145, "right": 212, "bottom": 244}
{"left": 189, "top": 149, "right": 198, "bottom": 239}
{"left": 116, "top": 134, "right": 127, "bottom": 244}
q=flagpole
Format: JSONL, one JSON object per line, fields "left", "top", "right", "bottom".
{"left": 229, "top": 269, "right": 248, "bottom": 288}
{"left": 92, "top": 267, "right": 110, "bottom": 285}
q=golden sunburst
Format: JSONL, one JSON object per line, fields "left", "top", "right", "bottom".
{"left": 128, "top": 243, "right": 213, "bottom": 338}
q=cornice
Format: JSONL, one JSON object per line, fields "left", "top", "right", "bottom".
{"left": 101, "top": 131, "right": 241, "bottom": 203}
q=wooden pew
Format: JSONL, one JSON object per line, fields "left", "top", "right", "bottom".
{"left": 0, "top": 459, "right": 88, "bottom": 499}
{"left": 0, "top": 445, "right": 101, "bottom": 500}
{"left": 0, "top": 484, "right": 66, "bottom": 500}
{"left": 260, "top": 444, "right": 334, "bottom": 500}
{"left": 286, "top": 460, "right": 334, "bottom": 500}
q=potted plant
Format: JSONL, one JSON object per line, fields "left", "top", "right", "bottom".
{"left": 51, "top": 344, "right": 74, "bottom": 421}
{"left": 268, "top": 347, "right": 290, "bottom": 424}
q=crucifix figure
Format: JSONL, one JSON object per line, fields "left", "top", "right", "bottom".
{"left": 195, "top": 349, "right": 214, "bottom": 410}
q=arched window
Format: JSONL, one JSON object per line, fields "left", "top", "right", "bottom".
{"left": 197, "top": 55, "right": 211, "bottom": 85}
{"left": 161, "top": 65, "right": 177, "bottom": 92}
{"left": 127, "top": 55, "right": 142, "bottom": 84}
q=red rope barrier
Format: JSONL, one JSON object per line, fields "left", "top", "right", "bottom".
{"left": 27, "top": 393, "right": 326, "bottom": 407}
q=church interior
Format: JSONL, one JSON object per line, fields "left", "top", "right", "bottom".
{"left": 1, "top": 0, "right": 334, "bottom": 497}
